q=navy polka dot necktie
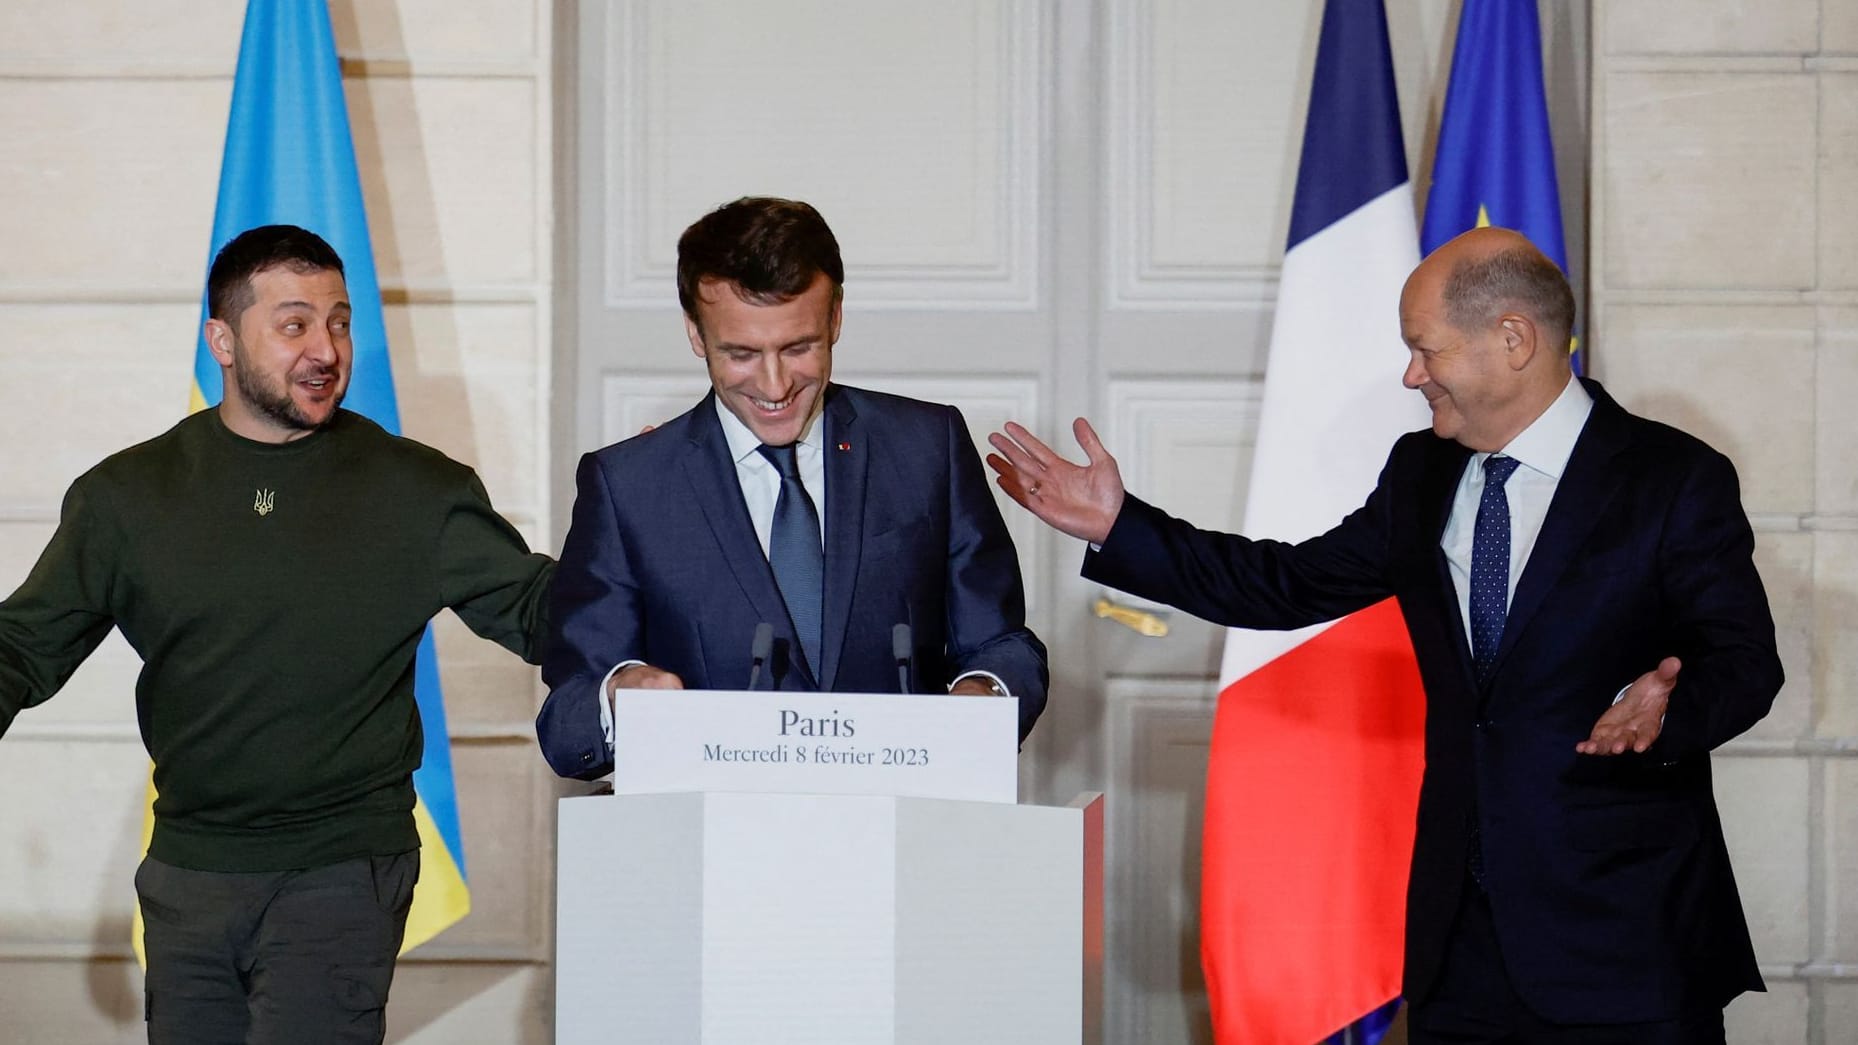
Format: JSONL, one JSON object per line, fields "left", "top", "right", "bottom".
{"left": 1469, "top": 455, "right": 1521, "bottom": 683}
{"left": 757, "top": 443, "right": 823, "bottom": 678}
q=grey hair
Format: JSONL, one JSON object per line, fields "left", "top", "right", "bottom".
{"left": 1441, "top": 243, "right": 1575, "bottom": 348}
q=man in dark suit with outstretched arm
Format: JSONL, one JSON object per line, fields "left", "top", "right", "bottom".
{"left": 538, "top": 197, "right": 1047, "bottom": 781}
{"left": 987, "top": 227, "right": 1780, "bottom": 1044}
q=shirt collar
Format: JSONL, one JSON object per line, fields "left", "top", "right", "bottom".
{"left": 713, "top": 390, "right": 826, "bottom": 465}
{"left": 1486, "top": 375, "right": 1592, "bottom": 480}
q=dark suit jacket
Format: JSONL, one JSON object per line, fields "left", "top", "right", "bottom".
{"left": 538, "top": 384, "right": 1047, "bottom": 780}
{"left": 1083, "top": 379, "right": 1780, "bottom": 1022}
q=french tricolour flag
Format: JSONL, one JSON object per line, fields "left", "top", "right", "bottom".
{"left": 1199, "top": 1, "right": 1429, "bottom": 1042}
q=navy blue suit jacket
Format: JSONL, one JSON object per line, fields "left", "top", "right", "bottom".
{"left": 1083, "top": 379, "right": 1780, "bottom": 1022}
{"left": 539, "top": 384, "right": 1047, "bottom": 780}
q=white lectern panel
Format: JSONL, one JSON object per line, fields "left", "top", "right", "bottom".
{"left": 893, "top": 798, "right": 1085, "bottom": 1044}
{"left": 557, "top": 791, "right": 1103, "bottom": 1044}
{"left": 701, "top": 794, "right": 897, "bottom": 1042}
{"left": 558, "top": 793, "right": 703, "bottom": 1044}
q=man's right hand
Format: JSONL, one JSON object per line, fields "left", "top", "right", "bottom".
{"left": 609, "top": 663, "right": 684, "bottom": 696}
{"left": 986, "top": 418, "right": 1126, "bottom": 545}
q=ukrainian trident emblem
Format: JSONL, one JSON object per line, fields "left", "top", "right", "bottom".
{"left": 253, "top": 489, "right": 275, "bottom": 517}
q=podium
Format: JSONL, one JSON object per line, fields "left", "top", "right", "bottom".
{"left": 555, "top": 690, "right": 1103, "bottom": 1044}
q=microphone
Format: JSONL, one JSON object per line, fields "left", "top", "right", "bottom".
{"left": 748, "top": 623, "right": 774, "bottom": 691}
{"left": 892, "top": 623, "right": 912, "bottom": 694}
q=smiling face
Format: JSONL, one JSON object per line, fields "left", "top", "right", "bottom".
{"left": 1398, "top": 228, "right": 1574, "bottom": 453}
{"left": 686, "top": 272, "right": 842, "bottom": 447}
{"left": 205, "top": 264, "right": 353, "bottom": 442}
{"left": 1399, "top": 262, "right": 1514, "bottom": 450}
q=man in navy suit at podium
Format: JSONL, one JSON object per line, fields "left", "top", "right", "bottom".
{"left": 538, "top": 197, "right": 1048, "bottom": 781}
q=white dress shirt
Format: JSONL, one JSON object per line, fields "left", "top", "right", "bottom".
{"left": 1440, "top": 375, "right": 1594, "bottom": 640}
{"left": 714, "top": 395, "right": 828, "bottom": 556}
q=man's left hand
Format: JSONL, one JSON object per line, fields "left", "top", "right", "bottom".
{"left": 1577, "top": 656, "right": 1681, "bottom": 756}
{"left": 950, "top": 677, "right": 1000, "bottom": 697}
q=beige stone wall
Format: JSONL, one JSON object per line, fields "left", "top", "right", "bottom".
{"left": 1593, "top": 3, "right": 1856, "bottom": 1041}
{"left": 0, "top": 2, "right": 557, "bottom": 1041}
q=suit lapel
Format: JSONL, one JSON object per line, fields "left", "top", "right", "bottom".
{"left": 1488, "top": 380, "right": 1631, "bottom": 680}
{"left": 818, "top": 388, "right": 866, "bottom": 690}
{"left": 681, "top": 393, "right": 809, "bottom": 682}
{"left": 1419, "top": 440, "right": 1479, "bottom": 687}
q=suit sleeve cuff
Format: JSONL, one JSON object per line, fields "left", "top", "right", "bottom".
{"left": 598, "top": 660, "right": 646, "bottom": 751}
{"left": 1611, "top": 682, "right": 1667, "bottom": 729}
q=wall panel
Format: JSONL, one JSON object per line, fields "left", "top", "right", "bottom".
{"left": 602, "top": 1, "right": 1041, "bottom": 309}
{"left": 1602, "top": 73, "right": 1815, "bottom": 291}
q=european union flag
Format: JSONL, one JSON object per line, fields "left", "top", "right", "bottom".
{"left": 1420, "top": 0, "right": 1579, "bottom": 370}
{"left": 139, "top": 0, "right": 472, "bottom": 961}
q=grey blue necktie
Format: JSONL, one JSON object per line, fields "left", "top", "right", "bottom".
{"left": 1470, "top": 454, "right": 1521, "bottom": 683}
{"left": 757, "top": 442, "right": 823, "bottom": 677}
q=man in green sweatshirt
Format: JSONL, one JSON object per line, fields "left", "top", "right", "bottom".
{"left": 0, "top": 225, "right": 555, "bottom": 1045}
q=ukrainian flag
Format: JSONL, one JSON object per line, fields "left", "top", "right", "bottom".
{"left": 134, "top": 0, "right": 470, "bottom": 962}
{"left": 1420, "top": 0, "right": 1579, "bottom": 371}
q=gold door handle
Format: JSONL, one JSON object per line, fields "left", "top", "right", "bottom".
{"left": 1092, "top": 595, "right": 1170, "bottom": 637}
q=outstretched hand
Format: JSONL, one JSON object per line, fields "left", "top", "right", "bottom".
{"left": 1577, "top": 656, "right": 1680, "bottom": 756}
{"left": 985, "top": 418, "right": 1126, "bottom": 545}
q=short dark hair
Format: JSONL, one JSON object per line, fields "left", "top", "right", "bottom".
{"left": 1441, "top": 242, "right": 1576, "bottom": 349}
{"left": 675, "top": 197, "right": 844, "bottom": 321}
{"left": 207, "top": 225, "right": 345, "bottom": 323}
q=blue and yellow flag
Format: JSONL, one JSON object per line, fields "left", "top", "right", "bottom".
{"left": 136, "top": 0, "right": 470, "bottom": 961}
{"left": 1420, "top": 0, "right": 1579, "bottom": 371}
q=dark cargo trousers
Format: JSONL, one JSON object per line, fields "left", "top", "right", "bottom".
{"left": 135, "top": 850, "right": 418, "bottom": 1045}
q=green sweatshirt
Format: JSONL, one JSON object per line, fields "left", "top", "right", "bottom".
{"left": 0, "top": 408, "right": 554, "bottom": 871}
